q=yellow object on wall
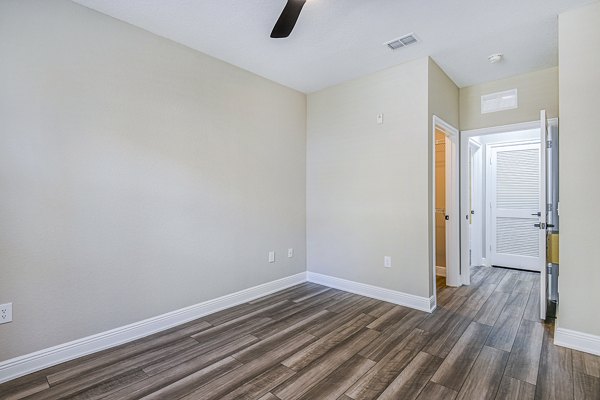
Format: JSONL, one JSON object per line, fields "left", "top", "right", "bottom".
{"left": 547, "top": 233, "right": 559, "bottom": 264}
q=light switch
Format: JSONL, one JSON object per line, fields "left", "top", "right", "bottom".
{"left": 287, "top": 248, "right": 294, "bottom": 258}
{"left": 268, "top": 251, "right": 275, "bottom": 263}
{"left": 377, "top": 113, "right": 384, "bottom": 125}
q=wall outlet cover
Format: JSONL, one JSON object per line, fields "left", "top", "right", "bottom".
{"left": 268, "top": 251, "right": 275, "bottom": 263}
{"left": 288, "top": 248, "right": 294, "bottom": 258}
{"left": 0, "top": 303, "right": 12, "bottom": 324}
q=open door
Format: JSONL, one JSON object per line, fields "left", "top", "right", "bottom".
{"left": 539, "top": 110, "right": 548, "bottom": 320}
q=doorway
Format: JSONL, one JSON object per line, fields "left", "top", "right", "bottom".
{"left": 460, "top": 112, "right": 558, "bottom": 319}
{"left": 431, "top": 116, "right": 460, "bottom": 307}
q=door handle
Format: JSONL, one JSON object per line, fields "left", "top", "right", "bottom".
{"left": 445, "top": 215, "right": 449, "bottom": 221}
{"left": 531, "top": 212, "right": 541, "bottom": 216}
{"left": 534, "top": 222, "right": 547, "bottom": 229}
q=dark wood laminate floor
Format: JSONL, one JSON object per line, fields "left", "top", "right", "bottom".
{"left": 2, "top": 266, "right": 600, "bottom": 400}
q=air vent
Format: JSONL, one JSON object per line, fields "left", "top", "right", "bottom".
{"left": 481, "top": 89, "right": 518, "bottom": 114}
{"left": 384, "top": 33, "right": 419, "bottom": 50}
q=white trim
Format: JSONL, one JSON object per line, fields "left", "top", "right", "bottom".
{"left": 307, "top": 272, "right": 435, "bottom": 313}
{"left": 555, "top": 327, "right": 600, "bottom": 356}
{"left": 467, "top": 139, "right": 483, "bottom": 270}
{"left": 462, "top": 120, "right": 542, "bottom": 138}
{"left": 435, "top": 266, "right": 446, "bottom": 277}
{"left": 432, "top": 115, "right": 461, "bottom": 303}
{"left": 481, "top": 258, "right": 490, "bottom": 267}
{"left": 0, "top": 272, "right": 307, "bottom": 384}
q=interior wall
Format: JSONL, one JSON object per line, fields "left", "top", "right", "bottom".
{"left": 0, "top": 0, "right": 307, "bottom": 362}
{"left": 460, "top": 67, "right": 558, "bottom": 131}
{"left": 557, "top": 2, "right": 600, "bottom": 337}
{"left": 307, "top": 57, "right": 431, "bottom": 298}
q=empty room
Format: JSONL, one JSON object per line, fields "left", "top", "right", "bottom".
{"left": 1, "top": 0, "right": 600, "bottom": 399}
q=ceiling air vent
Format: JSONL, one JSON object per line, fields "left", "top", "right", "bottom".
{"left": 385, "top": 33, "right": 419, "bottom": 50}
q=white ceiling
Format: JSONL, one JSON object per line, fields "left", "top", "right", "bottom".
{"left": 72, "top": 0, "right": 598, "bottom": 93}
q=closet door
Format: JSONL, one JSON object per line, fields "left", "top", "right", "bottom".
{"left": 489, "top": 142, "right": 542, "bottom": 271}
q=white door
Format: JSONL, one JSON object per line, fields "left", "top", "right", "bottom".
{"left": 489, "top": 141, "right": 543, "bottom": 271}
{"left": 539, "top": 110, "right": 548, "bottom": 320}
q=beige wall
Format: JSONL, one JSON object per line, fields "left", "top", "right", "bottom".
{"left": 0, "top": 0, "right": 307, "bottom": 361}
{"left": 307, "top": 58, "right": 431, "bottom": 298}
{"left": 460, "top": 67, "right": 558, "bottom": 131}
{"left": 557, "top": 2, "right": 600, "bottom": 337}
{"left": 429, "top": 59, "right": 460, "bottom": 130}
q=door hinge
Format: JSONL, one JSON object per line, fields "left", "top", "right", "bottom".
{"left": 546, "top": 140, "right": 553, "bottom": 149}
{"left": 547, "top": 203, "right": 553, "bottom": 212}
{"left": 547, "top": 265, "right": 552, "bottom": 274}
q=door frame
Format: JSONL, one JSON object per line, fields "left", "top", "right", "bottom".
{"left": 431, "top": 116, "right": 460, "bottom": 304}
{"left": 468, "top": 139, "right": 483, "bottom": 269}
{"left": 460, "top": 119, "right": 558, "bottom": 285}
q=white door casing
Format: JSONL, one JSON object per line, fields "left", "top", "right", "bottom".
{"left": 468, "top": 140, "right": 483, "bottom": 268}
{"left": 539, "top": 110, "right": 548, "bottom": 320}
{"left": 431, "top": 116, "right": 460, "bottom": 298}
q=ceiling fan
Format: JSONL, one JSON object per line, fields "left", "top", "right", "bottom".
{"left": 271, "top": 0, "right": 307, "bottom": 38}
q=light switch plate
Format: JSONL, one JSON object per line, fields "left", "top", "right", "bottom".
{"left": 384, "top": 256, "right": 392, "bottom": 268}
{"left": 288, "top": 248, "right": 294, "bottom": 258}
{"left": 268, "top": 251, "right": 275, "bottom": 263}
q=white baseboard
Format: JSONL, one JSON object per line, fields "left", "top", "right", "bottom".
{"left": 554, "top": 326, "right": 600, "bottom": 356}
{"left": 435, "top": 266, "right": 446, "bottom": 277}
{"left": 306, "top": 272, "right": 435, "bottom": 313}
{"left": 0, "top": 270, "right": 438, "bottom": 384}
{"left": 0, "top": 272, "right": 307, "bottom": 384}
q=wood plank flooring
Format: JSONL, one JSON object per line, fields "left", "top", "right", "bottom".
{"left": 2, "top": 266, "right": 600, "bottom": 400}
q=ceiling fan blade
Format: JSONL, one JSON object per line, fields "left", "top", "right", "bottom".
{"left": 270, "top": 0, "right": 307, "bottom": 38}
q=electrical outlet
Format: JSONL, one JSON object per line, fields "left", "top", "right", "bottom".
{"left": 288, "top": 248, "right": 294, "bottom": 258}
{"left": 268, "top": 251, "right": 275, "bottom": 263}
{"left": 0, "top": 303, "right": 12, "bottom": 324}
{"left": 384, "top": 256, "right": 392, "bottom": 268}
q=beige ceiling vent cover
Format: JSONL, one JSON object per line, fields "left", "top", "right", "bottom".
{"left": 384, "top": 33, "right": 419, "bottom": 50}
